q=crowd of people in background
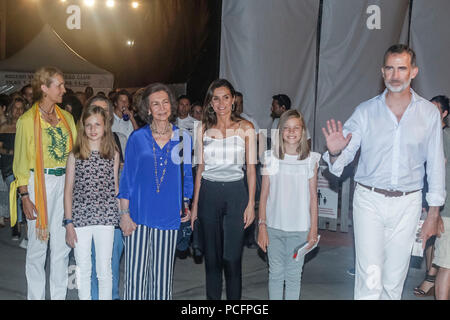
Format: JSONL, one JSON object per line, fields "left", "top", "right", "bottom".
{"left": 1, "top": 67, "right": 320, "bottom": 301}
{"left": 1, "top": 44, "right": 450, "bottom": 301}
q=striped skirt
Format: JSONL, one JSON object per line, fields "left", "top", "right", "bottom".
{"left": 124, "top": 225, "right": 178, "bottom": 300}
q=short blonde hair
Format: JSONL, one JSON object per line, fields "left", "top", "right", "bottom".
{"left": 31, "top": 66, "right": 64, "bottom": 102}
{"left": 276, "top": 109, "right": 310, "bottom": 160}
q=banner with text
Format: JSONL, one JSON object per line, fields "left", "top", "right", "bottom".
{"left": 0, "top": 71, "right": 113, "bottom": 92}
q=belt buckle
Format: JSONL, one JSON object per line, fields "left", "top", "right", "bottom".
{"left": 51, "top": 168, "right": 63, "bottom": 176}
{"left": 387, "top": 189, "right": 402, "bottom": 197}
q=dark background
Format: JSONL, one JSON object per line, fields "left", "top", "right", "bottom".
{"left": 4, "top": 0, "right": 222, "bottom": 101}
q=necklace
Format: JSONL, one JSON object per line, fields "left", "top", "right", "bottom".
{"left": 152, "top": 137, "right": 171, "bottom": 193}
{"left": 150, "top": 121, "right": 171, "bottom": 137}
{"left": 39, "top": 106, "right": 55, "bottom": 116}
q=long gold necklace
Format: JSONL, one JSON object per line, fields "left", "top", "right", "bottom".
{"left": 151, "top": 131, "right": 171, "bottom": 193}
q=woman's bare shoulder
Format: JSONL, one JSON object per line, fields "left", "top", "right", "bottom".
{"left": 239, "top": 119, "right": 254, "bottom": 130}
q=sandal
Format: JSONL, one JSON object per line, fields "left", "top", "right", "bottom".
{"left": 413, "top": 273, "right": 436, "bottom": 297}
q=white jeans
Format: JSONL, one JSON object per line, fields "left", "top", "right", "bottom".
{"left": 26, "top": 172, "right": 71, "bottom": 300}
{"left": 74, "top": 225, "right": 114, "bottom": 300}
{"left": 353, "top": 184, "right": 422, "bottom": 300}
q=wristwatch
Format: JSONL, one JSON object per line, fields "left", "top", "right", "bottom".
{"left": 19, "top": 192, "right": 29, "bottom": 199}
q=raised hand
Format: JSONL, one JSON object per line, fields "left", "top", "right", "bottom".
{"left": 321, "top": 119, "right": 352, "bottom": 155}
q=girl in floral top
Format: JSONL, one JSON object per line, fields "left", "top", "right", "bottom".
{"left": 64, "top": 104, "right": 120, "bottom": 300}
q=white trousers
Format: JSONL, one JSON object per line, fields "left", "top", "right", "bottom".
{"left": 353, "top": 184, "right": 422, "bottom": 300}
{"left": 26, "top": 172, "right": 71, "bottom": 300}
{"left": 74, "top": 225, "right": 114, "bottom": 300}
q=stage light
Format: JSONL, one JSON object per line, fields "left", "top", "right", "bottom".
{"left": 131, "top": 2, "right": 139, "bottom": 9}
{"left": 106, "top": 0, "right": 115, "bottom": 8}
{"left": 84, "top": 0, "right": 95, "bottom": 7}
{"left": 126, "top": 40, "right": 135, "bottom": 47}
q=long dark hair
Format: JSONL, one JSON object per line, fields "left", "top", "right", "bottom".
{"left": 6, "top": 96, "right": 26, "bottom": 125}
{"left": 202, "top": 79, "right": 241, "bottom": 131}
{"left": 431, "top": 95, "right": 450, "bottom": 114}
{"left": 61, "top": 94, "right": 83, "bottom": 124}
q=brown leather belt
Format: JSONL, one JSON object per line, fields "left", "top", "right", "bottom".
{"left": 358, "top": 183, "right": 420, "bottom": 198}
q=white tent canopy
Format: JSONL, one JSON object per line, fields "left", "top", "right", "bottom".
{"left": 0, "top": 24, "right": 114, "bottom": 94}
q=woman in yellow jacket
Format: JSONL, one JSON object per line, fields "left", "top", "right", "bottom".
{"left": 10, "top": 66, "right": 77, "bottom": 300}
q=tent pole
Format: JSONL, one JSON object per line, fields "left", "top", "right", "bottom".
{"left": 0, "top": 0, "right": 6, "bottom": 60}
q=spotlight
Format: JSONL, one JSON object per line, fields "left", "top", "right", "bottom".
{"left": 84, "top": 0, "right": 95, "bottom": 7}
{"left": 126, "top": 40, "right": 135, "bottom": 47}
{"left": 131, "top": 1, "right": 139, "bottom": 9}
{"left": 106, "top": 0, "right": 114, "bottom": 8}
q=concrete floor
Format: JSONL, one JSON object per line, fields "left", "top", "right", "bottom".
{"left": 0, "top": 221, "right": 434, "bottom": 300}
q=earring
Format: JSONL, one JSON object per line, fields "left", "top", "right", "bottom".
{"left": 232, "top": 103, "right": 235, "bottom": 112}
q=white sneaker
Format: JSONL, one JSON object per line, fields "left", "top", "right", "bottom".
{"left": 0, "top": 216, "right": 5, "bottom": 227}
{"left": 19, "top": 239, "right": 28, "bottom": 249}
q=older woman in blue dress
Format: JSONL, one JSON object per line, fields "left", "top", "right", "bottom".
{"left": 118, "top": 83, "right": 193, "bottom": 300}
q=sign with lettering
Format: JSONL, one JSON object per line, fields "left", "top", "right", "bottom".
{"left": 0, "top": 71, "right": 113, "bottom": 92}
{"left": 317, "top": 165, "right": 338, "bottom": 219}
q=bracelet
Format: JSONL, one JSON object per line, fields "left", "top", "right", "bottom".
{"left": 329, "top": 150, "right": 342, "bottom": 157}
{"left": 258, "top": 219, "right": 266, "bottom": 226}
{"left": 19, "top": 192, "right": 29, "bottom": 199}
{"left": 63, "top": 219, "right": 73, "bottom": 227}
{"left": 119, "top": 208, "right": 130, "bottom": 215}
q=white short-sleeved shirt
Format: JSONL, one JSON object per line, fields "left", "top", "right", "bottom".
{"left": 263, "top": 150, "right": 321, "bottom": 232}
